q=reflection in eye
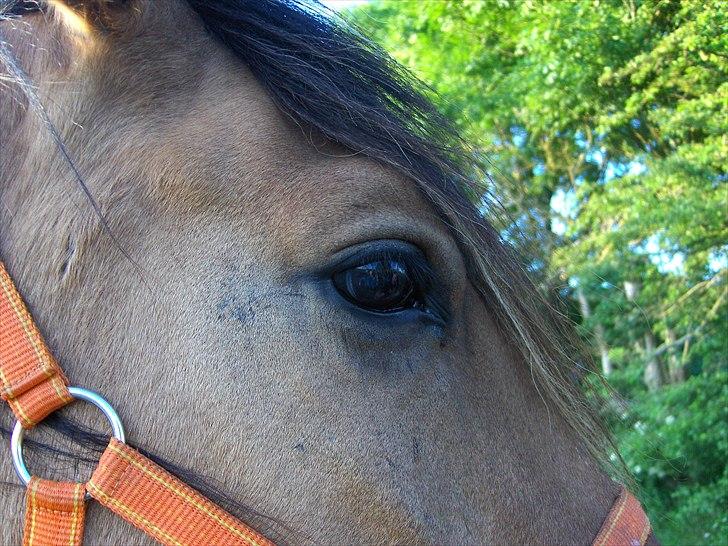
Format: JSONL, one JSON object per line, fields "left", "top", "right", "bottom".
{"left": 332, "top": 259, "right": 421, "bottom": 313}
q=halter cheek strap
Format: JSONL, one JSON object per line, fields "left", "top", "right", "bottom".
{"left": 22, "top": 479, "right": 86, "bottom": 546}
{"left": 0, "top": 260, "right": 652, "bottom": 545}
{"left": 0, "top": 265, "right": 73, "bottom": 428}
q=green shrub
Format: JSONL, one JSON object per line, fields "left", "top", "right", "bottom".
{"left": 612, "top": 372, "right": 728, "bottom": 545}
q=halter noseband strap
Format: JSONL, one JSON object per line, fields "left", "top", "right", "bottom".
{"left": 594, "top": 487, "right": 652, "bottom": 546}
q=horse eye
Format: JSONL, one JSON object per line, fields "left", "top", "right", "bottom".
{"left": 332, "top": 259, "right": 420, "bottom": 313}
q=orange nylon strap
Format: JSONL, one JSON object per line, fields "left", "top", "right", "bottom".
{"left": 87, "top": 438, "right": 273, "bottom": 546}
{"left": 593, "top": 487, "right": 652, "bottom": 546}
{"left": 0, "top": 262, "right": 72, "bottom": 428}
{"left": 22, "top": 478, "right": 86, "bottom": 546}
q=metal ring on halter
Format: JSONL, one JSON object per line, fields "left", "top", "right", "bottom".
{"left": 11, "top": 386, "right": 126, "bottom": 490}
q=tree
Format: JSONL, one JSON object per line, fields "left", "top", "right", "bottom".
{"left": 351, "top": 1, "right": 727, "bottom": 543}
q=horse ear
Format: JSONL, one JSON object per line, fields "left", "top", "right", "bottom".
{"left": 48, "top": 0, "right": 137, "bottom": 33}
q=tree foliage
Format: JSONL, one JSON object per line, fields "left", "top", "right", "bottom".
{"left": 351, "top": 1, "right": 727, "bottom": 543}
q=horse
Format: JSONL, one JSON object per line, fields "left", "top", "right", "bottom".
{"left": 0, "top": 0, "right": 653, "bottom": 544}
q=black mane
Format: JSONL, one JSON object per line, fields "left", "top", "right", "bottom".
{"left": 187, "top": 0, "right": 482, "bottom": 219}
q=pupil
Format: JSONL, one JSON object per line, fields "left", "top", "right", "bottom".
{"left": 336, "top": 260, "right": 415, "bottom": 311}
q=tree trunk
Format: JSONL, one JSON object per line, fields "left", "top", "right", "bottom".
{"left": 576, "top": 286, "right": 612, "bottom": 375}
{"left": 643, "top": 331, "right": 663, "bottom": 391}
{"left": 666, "top": 328, "right": 685, "bottom": 383}
{"left": 624, "top": 280, "right": 640, "bottom": 302}
{"left": 623, "top": 280, "right": 663, "bottom": 390}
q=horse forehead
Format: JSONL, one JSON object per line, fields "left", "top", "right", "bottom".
{"left": 77, "top": 9, "right": 434, "bottom": 237}
{"left": 155, "top": 59, "right": 435, "bottom": 250}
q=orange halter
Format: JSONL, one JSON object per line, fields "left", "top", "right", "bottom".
{"left": 0, "top": 261, "right": 651, "bottom": 545}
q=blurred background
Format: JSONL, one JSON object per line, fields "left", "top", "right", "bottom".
{"left": 326, "top": 1, "right": 726, "bottom": 544}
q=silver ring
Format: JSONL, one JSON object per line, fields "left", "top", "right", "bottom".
{"left": 11, "top": 386, "right": 126, "bottom": 487}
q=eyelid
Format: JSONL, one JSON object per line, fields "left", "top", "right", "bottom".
{"left": 328, "top": 240, "right": 428, "bottom": 273}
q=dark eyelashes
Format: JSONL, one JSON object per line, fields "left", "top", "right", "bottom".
{"left": 361, "top": 249, "right": 431, "bottom": 280}
{"left": 335, "top": 248, "right": 431, "bottom": 286}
